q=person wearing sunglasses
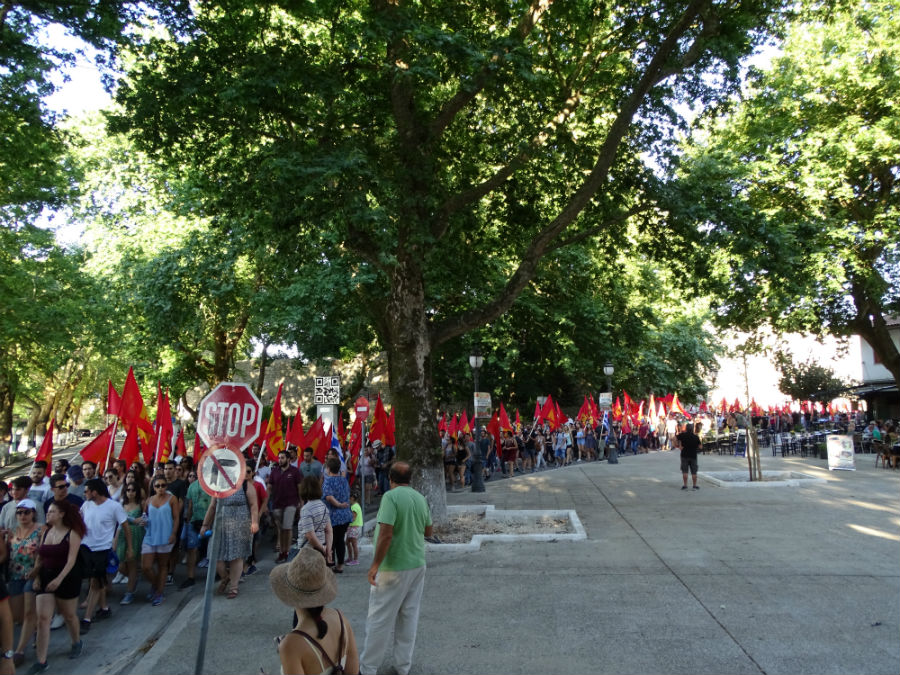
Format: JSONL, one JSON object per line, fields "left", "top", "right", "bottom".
{"left": 140, "top": 480, "right": 180, "bottom": 606}
{"left": 114, "top": 482, "right": 146, "bottom": 604}
{"left": 43, "top": 475, "right": 83, "bottom": 519}
{"left": 79, "top": 479, "right": 131, "bottom": 632}
{"left": 5, "top": 499, "right": 40, "bottom": 667}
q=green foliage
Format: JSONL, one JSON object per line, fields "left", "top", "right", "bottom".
{"left": 673, "top": 0, "right": 900, "bottom": 359}
{"left": 774, "top": 351, "right": 848, "bottom": 402}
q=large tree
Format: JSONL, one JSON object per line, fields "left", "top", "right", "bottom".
{"left": 111, "top": 0, "right": 787, "bottom": 517}
{"left": 674, "top": 0, "right": 900, "bottom": 387}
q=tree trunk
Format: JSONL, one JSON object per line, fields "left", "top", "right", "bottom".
{"left": 255, "top": 341, "right": 270, "bottom": 398}
{"left": 384, "top": 255, "right": 447, "bottom": 525}
{"left": 0, "top": 379, "right": 13, "bottom": 453}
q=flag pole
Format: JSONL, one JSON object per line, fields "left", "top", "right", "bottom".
{"left": 255, "top": 441, "right": 266, "bottom": 472}
{"left": 103, "top": 417, "right": 119, "bottom": 475}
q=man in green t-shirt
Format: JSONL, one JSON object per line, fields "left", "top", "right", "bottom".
{"left": 360, "top": 462, "right": 433, "bottom": 675}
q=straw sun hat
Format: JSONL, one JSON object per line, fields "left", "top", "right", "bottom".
{"left": 270, "top": 547, "right": 337, "bottom": 609}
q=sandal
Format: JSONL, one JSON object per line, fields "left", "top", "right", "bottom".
{"left": 217, "top": 577, "right": 229, "bottom": 595}
{"left": 226, "top": 588, "right": 239, "bottom": 599}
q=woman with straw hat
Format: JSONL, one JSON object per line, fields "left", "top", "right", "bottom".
{"left": 270, "top": 547, "right": 358, "bottom": 675}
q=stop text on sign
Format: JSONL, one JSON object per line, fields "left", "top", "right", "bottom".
{"left": 200, "top": 401, "right": 257, "bottom": 439}
{"left": 196, "top": 382, "right": 263, "bottom": 452}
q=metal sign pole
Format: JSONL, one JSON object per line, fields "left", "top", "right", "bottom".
{"left": 360, "top": 421, "right": 367, "bottom": 524}
{"left": 194, "top": 499, "right": 220, "bottom": 675}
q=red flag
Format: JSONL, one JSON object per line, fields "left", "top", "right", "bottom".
{"left": 107, "top": 381, "right": 122, "bottom": 416}
{"left": 286, "top": 407, "right": 305, "bottom": 447}
{"left": 80, "top": 422, "right": 116, "bottom": 468}
{"left": 346, "top": 416, "right": 362, "bottom": 486}
{"left": 577, "top": 396, "right": 590, "bottom": 423}
{"left": 120, "top": 367, "right": 154, "bottom": 444}
{"left": 192, "top": 433, "right": 205, "bottom": 461}
{"left": 447, "top": 413, "right": 458, "bottom": 440}
{"left": 139, "top": 435, "right": 154, "bottom": 465}
{"left": 533, "top": 400, "right": 542, "bottom": 424}
{"left": 438, "top": 413, "right": 447, "bottom": 433}
{"left": 555, "top": 401, "right": 565, "bottom": 427}
{"left": 303, "top": 416, "right": 329, "bottom": 463}
{"left": 338, "top": 414, "right": 347, "bottom": 446}
{"left": 588, "top": 396, "right": 599, "bottom": 425}
{"left": 485, "top": 411, "right": 501, "bottom": 454}
{"left": 459, "top": 410, "right": 471, "bottom": 436}
{"left": 385, "top": 408, "right": 396, "bottom": 446}
{"left": 623, "top": 417, "right": 632, "bottom": 434}
{"left": 35, "top": 419, "right": 54, "bottom": 465}
{"left": 499, "top": 403, "right": 513, "bottom": 432}
{"left": 623, "top": 391, "right": 634, "bottom": 415}
{"left": 154, "top": 384, "right": 174, "bottom": 464}
{"left": 119, "top": 425, "right": 139, "bottom": 469}
{"left": 174, "top": 429, "right": 187, "bottom": 457}
{"left": 671, "top": 393, "right": 689, "bottom": 417}
{"left": 369, "top": 394, "right": 389, "bottom": 445}
{"left": 540, "top": 396, "right": 557, "bottom": 430}
{"left": 699, "top": 400, "right": 708, "bottom": 413}
{"left": 262, "top": 384, "right": 285, "bottom": 460}
{"left": 612, "top": 397, "right": 623, "bottom": 422}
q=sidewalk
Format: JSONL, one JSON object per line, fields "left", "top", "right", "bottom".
{"left": 132, "top": 451, "right": 899, "bottom": 675}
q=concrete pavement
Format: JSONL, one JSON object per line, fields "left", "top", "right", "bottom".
{"left": 52, "top": 449, "right": 900, "bottom": 674}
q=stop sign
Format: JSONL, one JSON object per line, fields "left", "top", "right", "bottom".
{"left": 197, "top": 383, "right": 263, "bottom": 452}
{"left": 355, "top": 396, "right": 369, "bottom": 421}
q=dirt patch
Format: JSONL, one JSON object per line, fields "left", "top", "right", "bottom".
{"left": 431, "top": 511, "right": 571, "bottom": 544}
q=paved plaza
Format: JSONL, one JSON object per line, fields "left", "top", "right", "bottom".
{"left": 126, "top": 450, "right": 900, "bottom": 675}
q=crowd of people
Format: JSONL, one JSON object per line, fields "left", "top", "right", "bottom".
{"left": 436, "top": 407, "right": 873, "bottom": 488}
{"left": 0, "top": 403, "right": 881, "bottom": 674}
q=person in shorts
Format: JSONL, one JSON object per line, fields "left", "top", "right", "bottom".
{"left": 79, "top": 479, "right": 131, "bottom": 631}
{"left": 345, "top": 492, "right": 362, "bottom": 566}
{"left": 267, "top": 451, "right": 303, "bottom": 564}
{"left": 675, "top": 422, "right": 702, "bottom": 490}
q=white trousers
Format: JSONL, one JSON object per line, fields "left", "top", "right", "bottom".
{"left": 359, "top": 565, "right": 426, "bottom": 675}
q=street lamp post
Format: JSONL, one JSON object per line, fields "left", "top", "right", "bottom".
{"left": 469, "top": 347, "right": 485, "bottom": 493}
{"left": 603, "top": 362, "right": 618, "bottom": 464}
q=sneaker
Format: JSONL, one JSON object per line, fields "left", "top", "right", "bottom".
{"left": 152, "top": 594, "right": 164, "bottom": 606}
{"left": 197, "top": 558, "right": 209, "bottom": 568}
{"left": 166, "top": 574, "right": 174, "bottom": 585}
{"left": 120, "top": 592, "right": 134, "bottom": 605}
{"left": 681, "top": 485, "right": 688, "bottom": 490}
{"left": 26, "top": 661, "right": 49, "bottom": 674}
{"left": 111, "top": 572, "right": 124, "bottom": 584}
{"left": 179, "top": 578, "right": 195, "bottom": 590}
{"left": 346, "top": 560, "right": 359, "bottom": 566}
{"left": 79, "top": 618, "right": 91, "bottom": 633}
{"left": 95, "top": 607, "right": 112, "bottom": 621}
{"left": 69, "top": 640, "right": 83, "bottom": 659}
{"left": 50, "top": 613, "right": 65, "bottom": 630}
{"left": 245, "top": 564, "right": 258, "bottom": 576}
{"left": 693, "top": 485, "right": 700, "bottom": 490}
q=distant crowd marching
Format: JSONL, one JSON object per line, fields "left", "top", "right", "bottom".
{"left": 434, "top": 392, "right": 868, "bottom": 488}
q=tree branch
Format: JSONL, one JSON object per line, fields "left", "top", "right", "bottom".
{"left": 428, "top": 0, "right": 554, "bottom": 141}
{"left": 430, "top": 0, "right": 712, "bottom": 347}
{"left": 545, "top": 204, "right": 651, "bottom": 253}
{"left": 431, "top": 89, "right": 583, "bottom": 240}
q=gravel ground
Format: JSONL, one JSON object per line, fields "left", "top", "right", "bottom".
{"left": 431, "top": 511, "right": 570, "bottom": 543}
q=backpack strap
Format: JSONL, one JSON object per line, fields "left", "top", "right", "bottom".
{"left": 290, "top": 611, "right": 346, "bottom": 673}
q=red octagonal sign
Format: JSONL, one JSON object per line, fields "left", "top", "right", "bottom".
{"left": 197, "top": 382, "right": 263, "bottom": 452}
